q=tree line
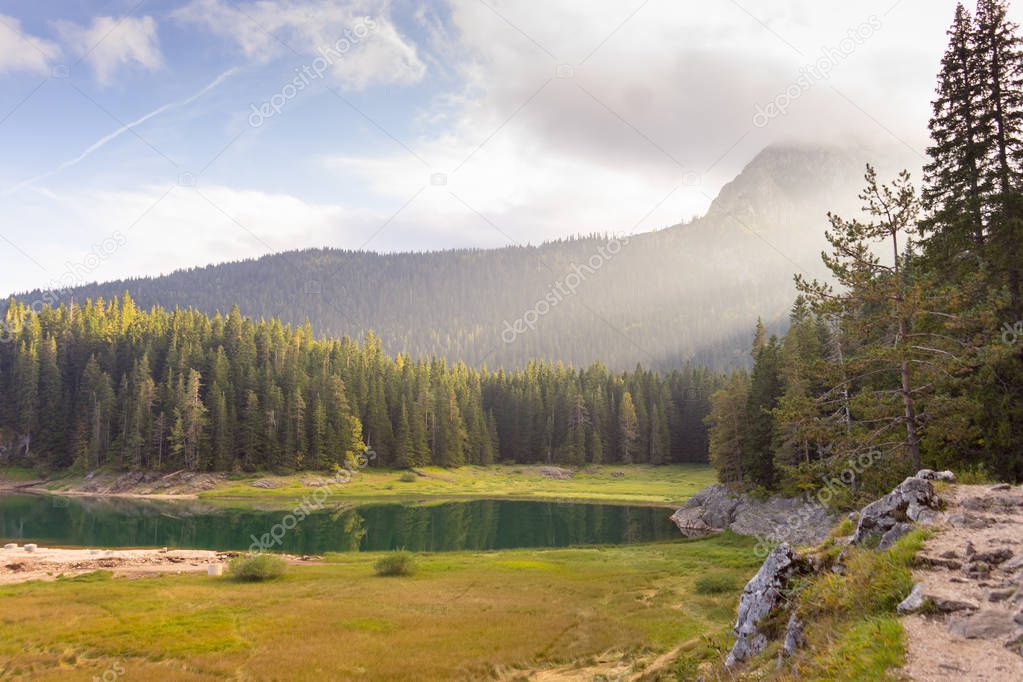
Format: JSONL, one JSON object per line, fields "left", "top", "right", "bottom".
{"left": 0, "top": 297, "right": 717, "bottom": 473}
{"left": 706, "top": 0, "right": 1023, "bottom": 502}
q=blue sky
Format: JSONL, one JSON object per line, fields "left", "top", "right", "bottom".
{"left": 1, "top": 0, "right": 1011, "bottom": 295}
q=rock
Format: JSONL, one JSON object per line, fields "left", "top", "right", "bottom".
{"left": 948, "top": 512, "right": 991, "bottom": 529}
{"left": 974, "top": 548, "right": 1014, "bottom": 566}
{"left": 940, "top": 550, "right": 959, "bottom": 560}
{"left": 251, "top": 479, "right": 283, "bottom": 489}
{"left": 879, "top": 522, "right": 915, "bottom": 550}
{"left": 671, "top": 484, "right": 837, "bottom": 546}
{"left": 538, "top": 467, "right": 574, "bottom": 480}
{"left": 948, "top": 610, "right": 1016, "bottom": 639}
{"left": 610, "top": 471, "right": 625, "bottom": 478}
{"left": 850, "top": 476, "right": 939, "bottom": 547}
{"left": 963, "top": 497, "right": 990, "bottom": 512}
{"left": 898, "top": 583, "right": 926, "bottom": 614}
{"left": 988, "top": 588, "right": 1017, "bottom": 602}
{"left": 782, "top": 613, "right": 805, "bottom": 657}
{"left": 1003, "top": 554, "right": 1023, "bottom": 572}
{"left": 990, "top": 483, "right": 1012, "bottom": 492}
{"left": 726, "top": 544, "right": 812, "bottom": 667}
{"left": 898, "top": 583, "right": 978, "bottom": 614}
{"left": 931, "top": 596, "right": 981, "bottom": 613}
{"left": 965, "top": 561, "right": 992, "bottom": 579}
{"left": 916, "top": 469, "right": 956, "bottom": 482}
{"left": 3, "top": 543, "right": 17, "bottom": 550}
{"left": 23, "top": 544, "right": 37, "bottom": 553}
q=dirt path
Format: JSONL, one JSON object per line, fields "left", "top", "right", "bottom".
{"left": 902, "top": 483, "right": 1023, "bottom": 681}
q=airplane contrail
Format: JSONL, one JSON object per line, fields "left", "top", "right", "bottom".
{"left": 5, "top": 67, "right": 239, "bottom": 196}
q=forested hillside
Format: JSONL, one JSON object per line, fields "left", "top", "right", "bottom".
{"left": 10, "top": 145, "right": 892, "bottom": 371}
{"left": 0, "top": 298, "right": 717, "bottom": 472}
{"left": 705, "top": 0, "right": 1023, "bottom": 499}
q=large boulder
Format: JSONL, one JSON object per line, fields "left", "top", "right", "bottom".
{"left": 670, "top": 484, "right": 837, "bottom": 546}
{"left": 850, "top": 476, "right": 941, "bottom": 546}
{"left": 726, "top": 544, "right": 813, "bottom": 667}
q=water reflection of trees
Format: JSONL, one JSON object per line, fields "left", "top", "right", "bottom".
{"left": 0, "top": 494, "right": 677, "bottom": 553}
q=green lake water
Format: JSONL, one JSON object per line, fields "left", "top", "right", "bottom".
{"left": 0, "top": 494, "right": 679, "bottom": 554}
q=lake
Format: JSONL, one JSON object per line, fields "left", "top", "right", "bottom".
{"left": 0, "top": 494, "right": 679, "bottom": 554}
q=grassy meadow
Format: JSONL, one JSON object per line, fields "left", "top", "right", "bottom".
{"left": 0, "top": 533, "right": 760, "bottom": 681}
{"left": 200, "top": 464, "right": 717, "bottom": 507}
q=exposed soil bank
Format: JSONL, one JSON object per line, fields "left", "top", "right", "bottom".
{"left": 0, "top": 545, "right": 228, "bottom": 584}
{"left": 0, "top": 544, "right": 322, "bottom": 585}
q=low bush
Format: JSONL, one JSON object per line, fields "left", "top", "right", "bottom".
{"left": 229, "top": 553, "right": 287, "bottom": 581}
{"left": 374, "top": 551, "right": 416, "bottom": 577}
{"left": 398, "top": 472, "right": 418, "bottom": 483}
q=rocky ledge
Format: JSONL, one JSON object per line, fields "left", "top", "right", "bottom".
{"left": 723, "top": 469, "right": 949, "bottom": 668}
{"left": 670, "top": 484, "right": 838, "bottom": 547}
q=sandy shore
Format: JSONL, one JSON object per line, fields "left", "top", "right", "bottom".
{"left": 0, "top": 544, "right": 231, "bottom": 584}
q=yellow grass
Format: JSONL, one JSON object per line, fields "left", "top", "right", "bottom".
{"left": 0, "top": 533, "right": 759, "bottom": 681}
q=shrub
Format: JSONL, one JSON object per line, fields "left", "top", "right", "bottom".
{"left": 398, "top": 471, "right": 418, "bottom": 483}
{"left": 694, "top": 572, "right": 739, "bottom": 594}
{"left": 229, "top": 553, "right": 287, "bottom": 581}
{"left": 374, "top": 551, "right": 416, "bottom": 577}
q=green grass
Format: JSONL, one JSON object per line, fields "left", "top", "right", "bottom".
{"left": 198, "top": 464, "right": 717, "bottom": 507}
{"left": 0, "top": 534, "right": 760, "bottom": 681}
{"left": 694, "top": 571, "right": 740, "bottom": 595}
{"left": 0, "top": 466, "right": 41, "bottom": 482}
{"left": 718, "top": 530, "right": 928, "bottom": 681}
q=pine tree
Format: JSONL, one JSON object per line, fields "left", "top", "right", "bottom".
{"left": 745, "top": 336, "right": 783, "bottom": 488}
{"left": 705, "top": 370, "right": 750, "bottom": 483}
{"left": 975, "top": 0, "right": 1023, "bottom": 311}
{"left": 924, "top": 3, "right": 989, "bottom": 274}
{"left": 618, "top": 391, "right": 638, "bottom": 464}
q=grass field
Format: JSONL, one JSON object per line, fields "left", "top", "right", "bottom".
{"left": 0, "top": 533, "right": 760, "bottom": 681}
{"left": 201, "top": 464, "right": 717, "bottom": 507}
{"left": 0, "top": 466, "right": 40, "bottom": 482}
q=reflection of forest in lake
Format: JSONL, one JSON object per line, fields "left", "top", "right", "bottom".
{"left": 0, "top": 495, "right": 678, "bottom": 554}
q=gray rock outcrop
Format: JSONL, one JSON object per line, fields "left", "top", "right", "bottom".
{"left": 726, "top": 543, "right": 812, "bottom": 667}
{"left": 670, "top": 484, "right": 837, "bottom": 547}
{"left": 850, "top": 475, "right": 942, "bottom": 546}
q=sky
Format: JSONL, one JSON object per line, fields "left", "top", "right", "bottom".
{"left": 0, "top": 0, "right": 1016, "bottom": 295}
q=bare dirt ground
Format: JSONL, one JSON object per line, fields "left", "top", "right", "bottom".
{"left": 0, "top": 544, "right": 231, "bottom": 584}
{"left": 0, "top": 469, "right": 225, "bottom": 499}
{"left": 902, "top": 483, "right": 1023, "bottom": 681}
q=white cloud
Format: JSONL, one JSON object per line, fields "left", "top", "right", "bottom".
{"left": 320, "top": 0, "right": 1023, "bottom": 247}
{"left": 173, "top": 0, "right": 426, "bottom": 89}
{"left": 5, "top": 183, "right": 382, "bottom": 293}
{"left": 0, "top": 14, "right": 60, "bottom": 75}
{"left": 56, "top": 15, "right": 163, "bottom": 86}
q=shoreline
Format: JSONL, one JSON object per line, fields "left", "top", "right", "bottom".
{"left": 0, "top": 544, "right": 323, "bottom": 585}
{"left": 0, "top": 463, "right": 710, "bottom": 508}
